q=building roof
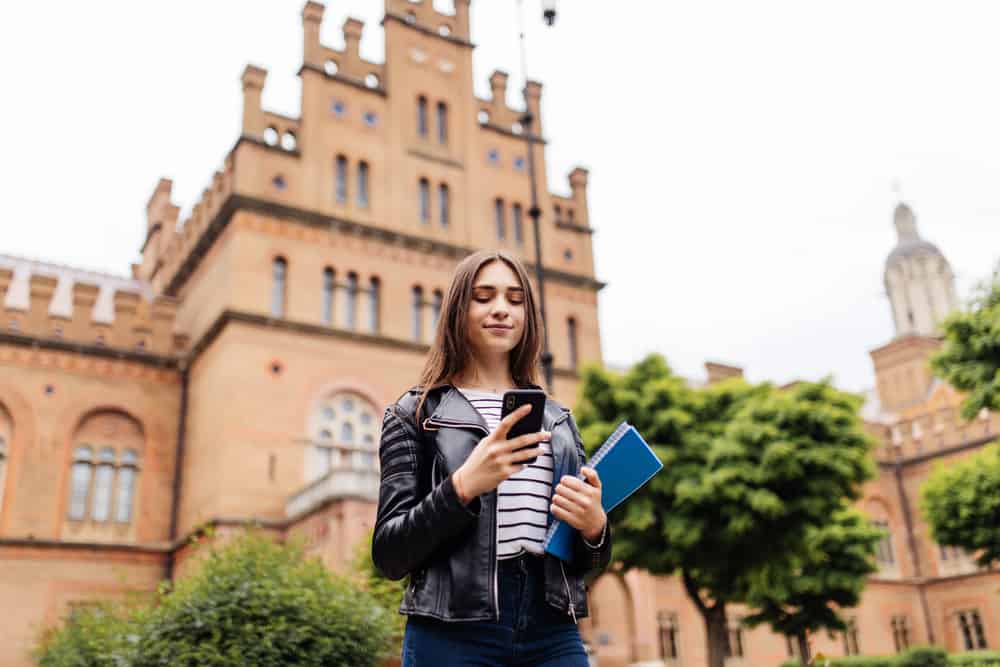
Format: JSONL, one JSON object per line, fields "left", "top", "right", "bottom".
{"left": 0, "top": 253, "right": 152, "bottom": 323}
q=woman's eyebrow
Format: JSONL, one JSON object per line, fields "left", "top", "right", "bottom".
{"left": 472, "top": 284, "right": 524, "bottom": 291}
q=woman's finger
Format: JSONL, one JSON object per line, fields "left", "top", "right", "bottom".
{"left": 580, "top": 466, "right": 601, "bottom": 488}
{"left": 493, "top": 404, "right": 532, "bottom": 440}
{"left": 555, "top": 483, "right": 590, "bottom": 508}
{"left": 502, "top": 430, "right": 550, "bottom": 452}
{"left": 552, "top": 491, "right": 586, "bottom": 514}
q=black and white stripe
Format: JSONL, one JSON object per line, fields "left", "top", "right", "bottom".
{"left": 458, "top": 388, "right": 554, "bottom": 559}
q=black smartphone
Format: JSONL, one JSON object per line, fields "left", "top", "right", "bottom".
{"left": 500, "top": 389, "right": 547, "bottom": 465}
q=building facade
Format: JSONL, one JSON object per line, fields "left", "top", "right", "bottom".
{"left": 0, "top": 3, "right": 995, "bottom": 667}
{"left": 0, "top": 3, "right": 599, "bottom": 665}
{"left": 580, "top": 204, "right": 998, "bottom": 667}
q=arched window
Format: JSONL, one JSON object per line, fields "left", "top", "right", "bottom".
{"left": 567, "top": 317, "right": 578, "bottom": 370}
{"left": 431, "top": 289, "right": 443, "bottom": 332}
{"left": 412, "top": 286, "right": 424, "bottom": 341}
{"left": 335, "top": 155, "right": 348, "bottom": 203}
{"left": 368, "top": 277, "right": 381, "bottom": 333}
{"left": 115, "top": 450, "right": 139, "bottom": 523}
{"left": 436, "top": 101, "right": 448, "bottom": 144}
{"left": 307, "top": 391, "right": 380, "bottom": 480}
{"left": 872, "top": 519, "right": 895, "bottom": 565}
{"left": 68, "top": 446, "right": 94, "bottom": 521}
{"left": 91, "top": 447, "right": 116, "bottom": 522}
{"left": 495, "top": 198, "right": 506, "bottom": 240}
{"left": 345, "top": 272, "right": 358, "bottom": 330}
{"left": 417, "top": 95, "right": 429, "bottom": 137}
{"left": 438, "top": 183, "right": 450, "bottom": 227}
{"left": 67, "top": 412, "right": 144, "bottom": 525}
{"left": 357, "top": 161, "right": 370, "bottom": 208}
{"left": 322, "top": 267, "right": 335, "bottom": 326}
{"left": 271, "top": 257, "right": 287, "bottom": 317}
{"left": 512, "top": 203, "right": 524, "bottom": 244}
{"left": 554, "top": 204, "right": 562, "bottom": 223}
{"left": 419, "top": 179, "right": 430, "bottom": 224}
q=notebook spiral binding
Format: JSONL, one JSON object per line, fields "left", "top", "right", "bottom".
{"left": 542, "top": 420, "right": 631, "bottom": 549}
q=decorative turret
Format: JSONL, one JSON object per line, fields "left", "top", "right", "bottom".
{"left": 240, "top": 64, "right": 268, "bottom": 139}
{"left": 884, "top": 202, "right": 958, "bottom": 337}
{"left": 301, "top": 1, "right": 325, "bottom": 67}
{"left": 490, "top": 70, "right": 509, "bottom": 110}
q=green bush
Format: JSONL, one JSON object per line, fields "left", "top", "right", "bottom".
{"left": 950, "top": 651, "right": 1000, "bottom": 667}
{"left": 780, "top": 656, "right": 895, "bottom": 667}
{"left": 35, "top": 531, "right": 395, "bottom": 667}
{"left": 780, "top": 651, "right": 1000, "bottom": 667}
{"left": 34, "top": 600, "right": 146, "bottom": 667}
{"left": 899, "top": 646, "right": 948, "bottom": 667}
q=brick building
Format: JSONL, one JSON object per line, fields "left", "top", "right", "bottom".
{"left": 0, "top": 3, "right": 995, "bottom": 667}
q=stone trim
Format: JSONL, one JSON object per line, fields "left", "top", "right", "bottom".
{"left": 0, "top": 331, "right": 178, "bottom": 369}
{"left": 298, "top": 63, "right": 388, "bottom": 98}
{"left": 381, "top": 12, "right": 475, "bottom": 49}
{"left": 163, "top": 193, "right": 606, "bottom": 296}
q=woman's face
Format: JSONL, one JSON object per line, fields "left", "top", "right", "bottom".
{"left": 466, "top": 260, "right": 526, "bottom": 362}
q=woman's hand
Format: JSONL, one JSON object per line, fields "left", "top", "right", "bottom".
{"left": 551, "top": 467, "right": 606, "bottom": 543}
{"left": 452, "top": 404, "right": 550, "bottom": 504}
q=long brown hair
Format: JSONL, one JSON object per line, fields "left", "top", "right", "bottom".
{"left": 416, "top": 250, "right": 542, "bottom": 421}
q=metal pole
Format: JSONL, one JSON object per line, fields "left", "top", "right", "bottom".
{"left": 517, "top": 0, "right": 555, "bottom": 394}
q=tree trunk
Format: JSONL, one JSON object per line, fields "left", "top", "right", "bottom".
{"left": 704, "top": 603, "right": 729, "bottom": 667}
{"left": 682, "top": 572, "right": 728, "bottom": 667}
{"left": 797, "top": 632, "right": 811, "bottom": 667}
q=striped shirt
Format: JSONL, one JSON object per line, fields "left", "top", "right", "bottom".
{"left": 457, "top": 388, "right": 554, "bottom": 560}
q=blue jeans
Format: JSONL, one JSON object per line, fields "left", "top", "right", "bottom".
{"left": 401, "top": 554, "right": 589, "bottom": 666}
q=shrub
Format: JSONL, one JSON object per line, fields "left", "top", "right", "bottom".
{"left": 34, "top": 599, "right": 147, "bottom": 667}
{"left": 950, "top": 651, "right": 1000, "bottom": 667}
{"left": 132, "top": 532, "right": 395, "bottom": 667}
{"left": 899, "top": 646, "right": 947, "bottom": 667}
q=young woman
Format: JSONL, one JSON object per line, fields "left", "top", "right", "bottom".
{"left": 373, "top": 250, "right": 613, "bottom": 666}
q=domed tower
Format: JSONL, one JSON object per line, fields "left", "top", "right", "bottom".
{"left": 884, "top": 202, "right": 958, "bottom": 337}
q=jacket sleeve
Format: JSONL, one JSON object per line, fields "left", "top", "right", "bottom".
{"left": 567, "top": 414, "right": 614, "bottom": 577}
{"left": 372, "top": 404, "right": 480, "bottom": 581}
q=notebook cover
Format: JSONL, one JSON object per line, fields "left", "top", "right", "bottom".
{"left": 543, "top": 422, "right": 663, "bottom": 562}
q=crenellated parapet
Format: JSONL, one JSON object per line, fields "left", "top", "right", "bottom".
{"left": 383, "top": 0, "right": 471, "bottom": 44}
{"left": 549, "top": 167, "right": 591, "bottom": 232}
{"left": 140, "top": 154, "right": 236, "bottom": 297}
{"left": 300, "top": 4, "right": 386, "bottom": 97}
{"left": 476, "top": 70, "right": 546, "bottom": 139}
{"left": 0, "top": 254, "right": 185, "bottom": 357}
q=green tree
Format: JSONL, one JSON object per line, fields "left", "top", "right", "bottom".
{"left": 743, "top": 509, "right": 882, "bottom": 666}
{"left": 130, "top": 531, "right": 394, "bottom": 667}
{"left": 574, "top": 355, "right": 875, "bottom": 667}
{"left": 921, "top": 444, "right": 1000, "bottom": 568}
{"left": 931, "top": 269, "right": 1000, "bottom": 420}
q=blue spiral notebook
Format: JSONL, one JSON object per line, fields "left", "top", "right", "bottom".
{"left": 544, "top": 421, "right": 663, "bottom": 562}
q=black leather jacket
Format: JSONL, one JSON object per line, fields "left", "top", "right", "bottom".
{"left": 372, "top": 384, "right": 613, "bottom": 622}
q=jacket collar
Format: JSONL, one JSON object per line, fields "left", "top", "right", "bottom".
{"left": 426, "top": 383, "right": 569, "bottom": 431}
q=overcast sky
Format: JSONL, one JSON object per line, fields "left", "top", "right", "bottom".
{"left": 2, "top": 1, "right": 999, "bottom": 393}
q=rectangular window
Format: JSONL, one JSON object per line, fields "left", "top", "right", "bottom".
{"left": 495, "top": 198, "right": 506, "bottom": 240}
{"left": 368, "top": 278, "right": 380, "bottom": 333}
{"left": 567, "top": 317, "right": 579, "bottom": 370}
{"left": 786, "top": 636, "right": 801, "bottom": 659}
{"left": 657, "top": 611, "right": 679, "bottom": 659}
{"left": 439, "top": 184, "right": 450, "bottom": 227}
{"left": 512, "top": 203, "right": 524, "bottom": 244}
{"left": 412, "top": 287, "right": 424, "bottom": 341}
{"left": 417, "top": 96, "right": 428, "bottom": 137}
{"left": 891, "top": 615, "right": 910, "bottom": 653}
{"left": 271, "top": 258, "right": 287, "bottom": 317}
{"left": 872, "top": 520, "right": 895, "bottom": 565}
{"left": 335, "top": 156, "right": 348, "bottom": 203}
{"left": 957, "top": 610, "right": 988, "bottom": 650}
{"left": 437, "top": 101, "right": 448, "bottom": 144}
{"left": 345, "top": 273, "right": 358, "bottom": 330}
{"left": 322, "top": 268, "right": 335, "bottom": 326}
{"left": 843, "top": 617, "right": 860, "bottom": 656}
{"left": 357, "top": 161, "right": 369, "bottom": 208}
{"left": 419, "top": 180, "right": 430, "bottom": 224}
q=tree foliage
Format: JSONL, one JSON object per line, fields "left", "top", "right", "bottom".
{"left": 931, "top": 269, "right": 1000, "bottom": 420}
{"left": 574, "top": 354, "right": 876, "bottom": 667}
{"left": 35, "top": 531, "right": 395, "bottom": 667}
{"left": 743, "top": 509, "right": 881, "bottom": 665}
{"left": 921, "top": 444, "right": 1000, "bottom": 568}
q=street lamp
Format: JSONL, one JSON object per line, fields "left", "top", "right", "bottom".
{"left": 542, "top": 0, "right": 557, "bottom": 26}
{"left": 517, "top": 0, "right": 556, "bottom": 393}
